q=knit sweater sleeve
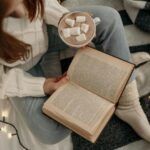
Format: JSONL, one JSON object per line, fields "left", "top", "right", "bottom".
{"left": 0, "top": 65, "right": 46, "bottom": 100}
{"left": 44, "top": 0, "right": 70, "bottom": 27}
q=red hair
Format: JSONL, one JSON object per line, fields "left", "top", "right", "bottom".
{"left": 0, "top": 0, "right": 44, "bottom": 63}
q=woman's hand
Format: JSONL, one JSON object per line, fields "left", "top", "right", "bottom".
{"left": 43, "top": 74, "right": 69, "bottom": 95}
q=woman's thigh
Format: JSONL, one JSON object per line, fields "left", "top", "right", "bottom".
{"left": 46, "top": 5, "right": 129, "bottom": 59}
{"left": 11, "top": 95, "right": 71, "bottom": 144}
{"left": 68, "top": 5, "right": 130, "bottom": 59}
{"left": 10, "top": 64, "right": 71, "bottom": 144}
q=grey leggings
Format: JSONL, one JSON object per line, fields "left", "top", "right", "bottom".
{"left": 11, "top": 5, "right": 135, "bottom": 145}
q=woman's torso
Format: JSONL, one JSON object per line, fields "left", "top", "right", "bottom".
{"left": 2, "top": 16, "right": 49, "bottom": 71}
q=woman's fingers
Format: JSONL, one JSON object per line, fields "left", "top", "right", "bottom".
{"left": 55, "top": 76, "right": 69, "bottom": 90}
{"left": 44, "top": 76, "right": 69, "bottom": 95}
{"left": 62, "top": 71, "right": 67, "bottom": 77}
{"left": 55, "top": 72, "right": 68, "bottom": 82}
{"left": 55, "top": 76, "right": 63, "bottom": 82}
{"left": 47, "top": 77, "right": 58, "bottom": 82}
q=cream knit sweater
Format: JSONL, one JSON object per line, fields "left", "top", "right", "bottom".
{"left": 0, "top": 0, "right": 69, "bottom": 99}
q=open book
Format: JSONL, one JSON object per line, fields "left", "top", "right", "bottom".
{"left": 42, "top": 47, "right": 135, "bottom": 143}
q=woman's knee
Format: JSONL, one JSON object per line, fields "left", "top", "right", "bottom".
{"left": 69, "top": 5, "right": 123, "bottom": 33}
{"left": 98, "top": 6, "right": 123, "bottom": 31}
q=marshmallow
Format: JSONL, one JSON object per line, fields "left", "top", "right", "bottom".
{"left": 76, "top": 33, "right": 87, "bottom": 42}
{"left": 70, "top": 27, "right": 81, "bottom": 36}
{"left": 65, "top": 18, "right": 75, "bottom": 27}
{"left": 62, "top": 28, "right": 71, "bottom": 38}
{"left": 76, "top": 16, "right": 86, "bottom": 23}
{"left": 81, "top": 23, "right": 89, "bottom": 33}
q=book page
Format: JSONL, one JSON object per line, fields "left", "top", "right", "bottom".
{"left": 68, "top": 47, "right": 134, "bottom": 103}
{"left": 89, "top": 106, "right": 115, "bottom": 143}
{"left": 43, "top": 82, "right": 114, "bottom": 135}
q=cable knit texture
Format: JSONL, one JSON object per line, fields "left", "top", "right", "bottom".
{"left": 0, "top": 0, "right": 69, "bottom": 100}
{"left": 115, "top": 80, "right": 150, "bottom": 142}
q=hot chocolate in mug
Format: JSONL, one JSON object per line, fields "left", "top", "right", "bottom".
{"left": 58, "top": 11, "right": 101, "bottom": 48}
